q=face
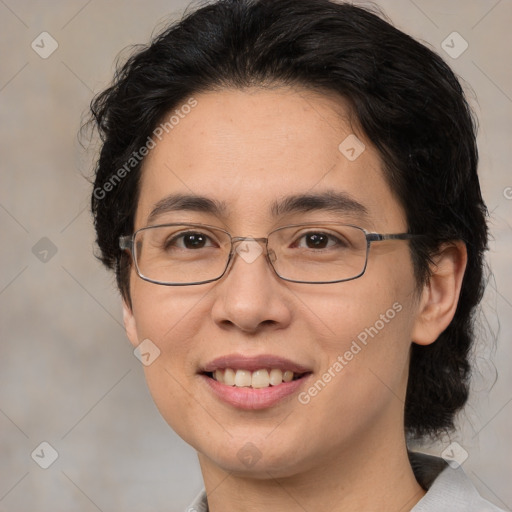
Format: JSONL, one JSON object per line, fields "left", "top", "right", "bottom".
{"left": 123, "top": 86, "right": 424, "bottom": 478}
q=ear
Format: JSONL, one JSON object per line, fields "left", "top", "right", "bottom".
{"left": 411, "top": 241, "right": 467, "bottom": 345}
{"left": 122, "top": 299, "right": 139, "bottom": 348}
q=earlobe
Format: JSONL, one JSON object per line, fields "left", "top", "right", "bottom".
{"left": 411, "top": 241, "right": 468, "bottom": 346}
{"left": 122, "top": 300, "right": 139, "bottom": 348}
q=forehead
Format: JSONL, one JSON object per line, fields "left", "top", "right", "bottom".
{"left": 135, "top": 87, "right": 406, "bottom": 231}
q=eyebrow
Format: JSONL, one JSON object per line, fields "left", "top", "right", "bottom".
{"left": 147, "top": 193, "right": 228, "bottom": 224}
{"left": 270, "top": 190, "right": 369, "bottom": 218}
{"left": 146, "top": 190, "right": 369, "bottom": 224}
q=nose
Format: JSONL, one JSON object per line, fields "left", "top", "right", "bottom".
{"left": 210, "top": 238, "right": 293, "bottom": 334}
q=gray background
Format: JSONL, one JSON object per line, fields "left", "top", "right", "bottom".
{"left": 0, "top": 0, "right": 511, "bottom": 510}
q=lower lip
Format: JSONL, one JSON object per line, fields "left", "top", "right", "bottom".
{"left": 201, "top": 374, "right": 310, "bottom": 410}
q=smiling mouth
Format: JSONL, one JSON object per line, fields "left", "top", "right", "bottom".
{"left": 204, "top": 368, "right": 309, "bottom": 389}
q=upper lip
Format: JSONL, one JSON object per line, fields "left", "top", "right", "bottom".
{"left": 201, "top": 353, "right": 312, "bottom": 374}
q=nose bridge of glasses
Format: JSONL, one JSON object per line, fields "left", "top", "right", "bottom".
{"left": 229, "top": 236, "right": 271, "bottom": 265}
{"left": 230, "top": 236, "right": 268, "bottom": 244}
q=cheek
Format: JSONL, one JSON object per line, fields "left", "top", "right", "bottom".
{"left": 308, "top": 266, "right": 410, "bottom": 350}
{"left": 303, "top": 248, "right": 416, "bottom": 400}
{"left": 130, "top": 274, "right": 210, "bottom": 344}
{"left": 293, "top": 290, "right": 412, "bottom": 449}
{"left": 129, "top": 280, "right": 213, "bottom": 427}
{"left": 311, "top": 283, "right": 411, "bottom": 381}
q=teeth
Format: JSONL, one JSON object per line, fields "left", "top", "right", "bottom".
{"left": 283, "top": 370, "right": 294, "bottom": 382}
{"left": 251, "top": 369, "right": 269, "bottom": 388}
{"left": 269, "top": 368, "right": 283, "bottom": 386}
{"left": 234, "top": 370, "right": 252, "bottom": 387}
{"left": 211, "top": 368, "right": 302, "bottom": 388}
{"left": 224, "top": 368, "right": 236, "bottom": 386}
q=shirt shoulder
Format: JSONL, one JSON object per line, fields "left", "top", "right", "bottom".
{"left": 184, "top": 489, "right": 208, "bottom": 512}
{"left": 410, "top": 451, "right": 506, "bottom": 512}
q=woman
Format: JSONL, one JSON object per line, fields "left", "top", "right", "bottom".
{"left": 89, "top": 0, "right": 503, "bottom": 510}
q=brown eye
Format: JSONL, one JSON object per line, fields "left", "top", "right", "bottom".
{"left": 295, "top": 232, "right": 341, "bottom": 249}
{"left": 165, "top": 231, "right": 213, "bottom": 250}
{"left": 181, "top": 233, "right": 208, "bottom": 249}
{"left": 304, "top": 233, "right": 330, "bottom": 248}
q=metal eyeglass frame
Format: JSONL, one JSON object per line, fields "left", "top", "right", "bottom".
{"left": 119, "top": 222, "right": 422, "bottom": 286}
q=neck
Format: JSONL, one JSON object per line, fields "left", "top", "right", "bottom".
{"left": 198, "top": 427, "right": 425, "bottom": 512}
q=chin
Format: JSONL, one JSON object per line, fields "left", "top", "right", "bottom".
{"left": 194, "top": 434, "right": 314, "bottom": 479}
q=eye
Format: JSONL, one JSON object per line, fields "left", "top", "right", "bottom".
{"left": 295, "top": 232, "right": 342, "bottom": 249}
{"left": 166, "top": 231, "right": 215, "bottom": 250}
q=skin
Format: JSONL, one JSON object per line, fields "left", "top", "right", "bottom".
{"left": 122, "top": 86, "right": 467, "bottom": 511}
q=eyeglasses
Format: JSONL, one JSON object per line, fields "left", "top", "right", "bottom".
{"left": 119, "top": 222, "right": 420, "bottom": 286}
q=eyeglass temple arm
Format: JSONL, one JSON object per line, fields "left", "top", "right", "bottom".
{"left": 366, "top": 233, "right": 419, "bottom": 242}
